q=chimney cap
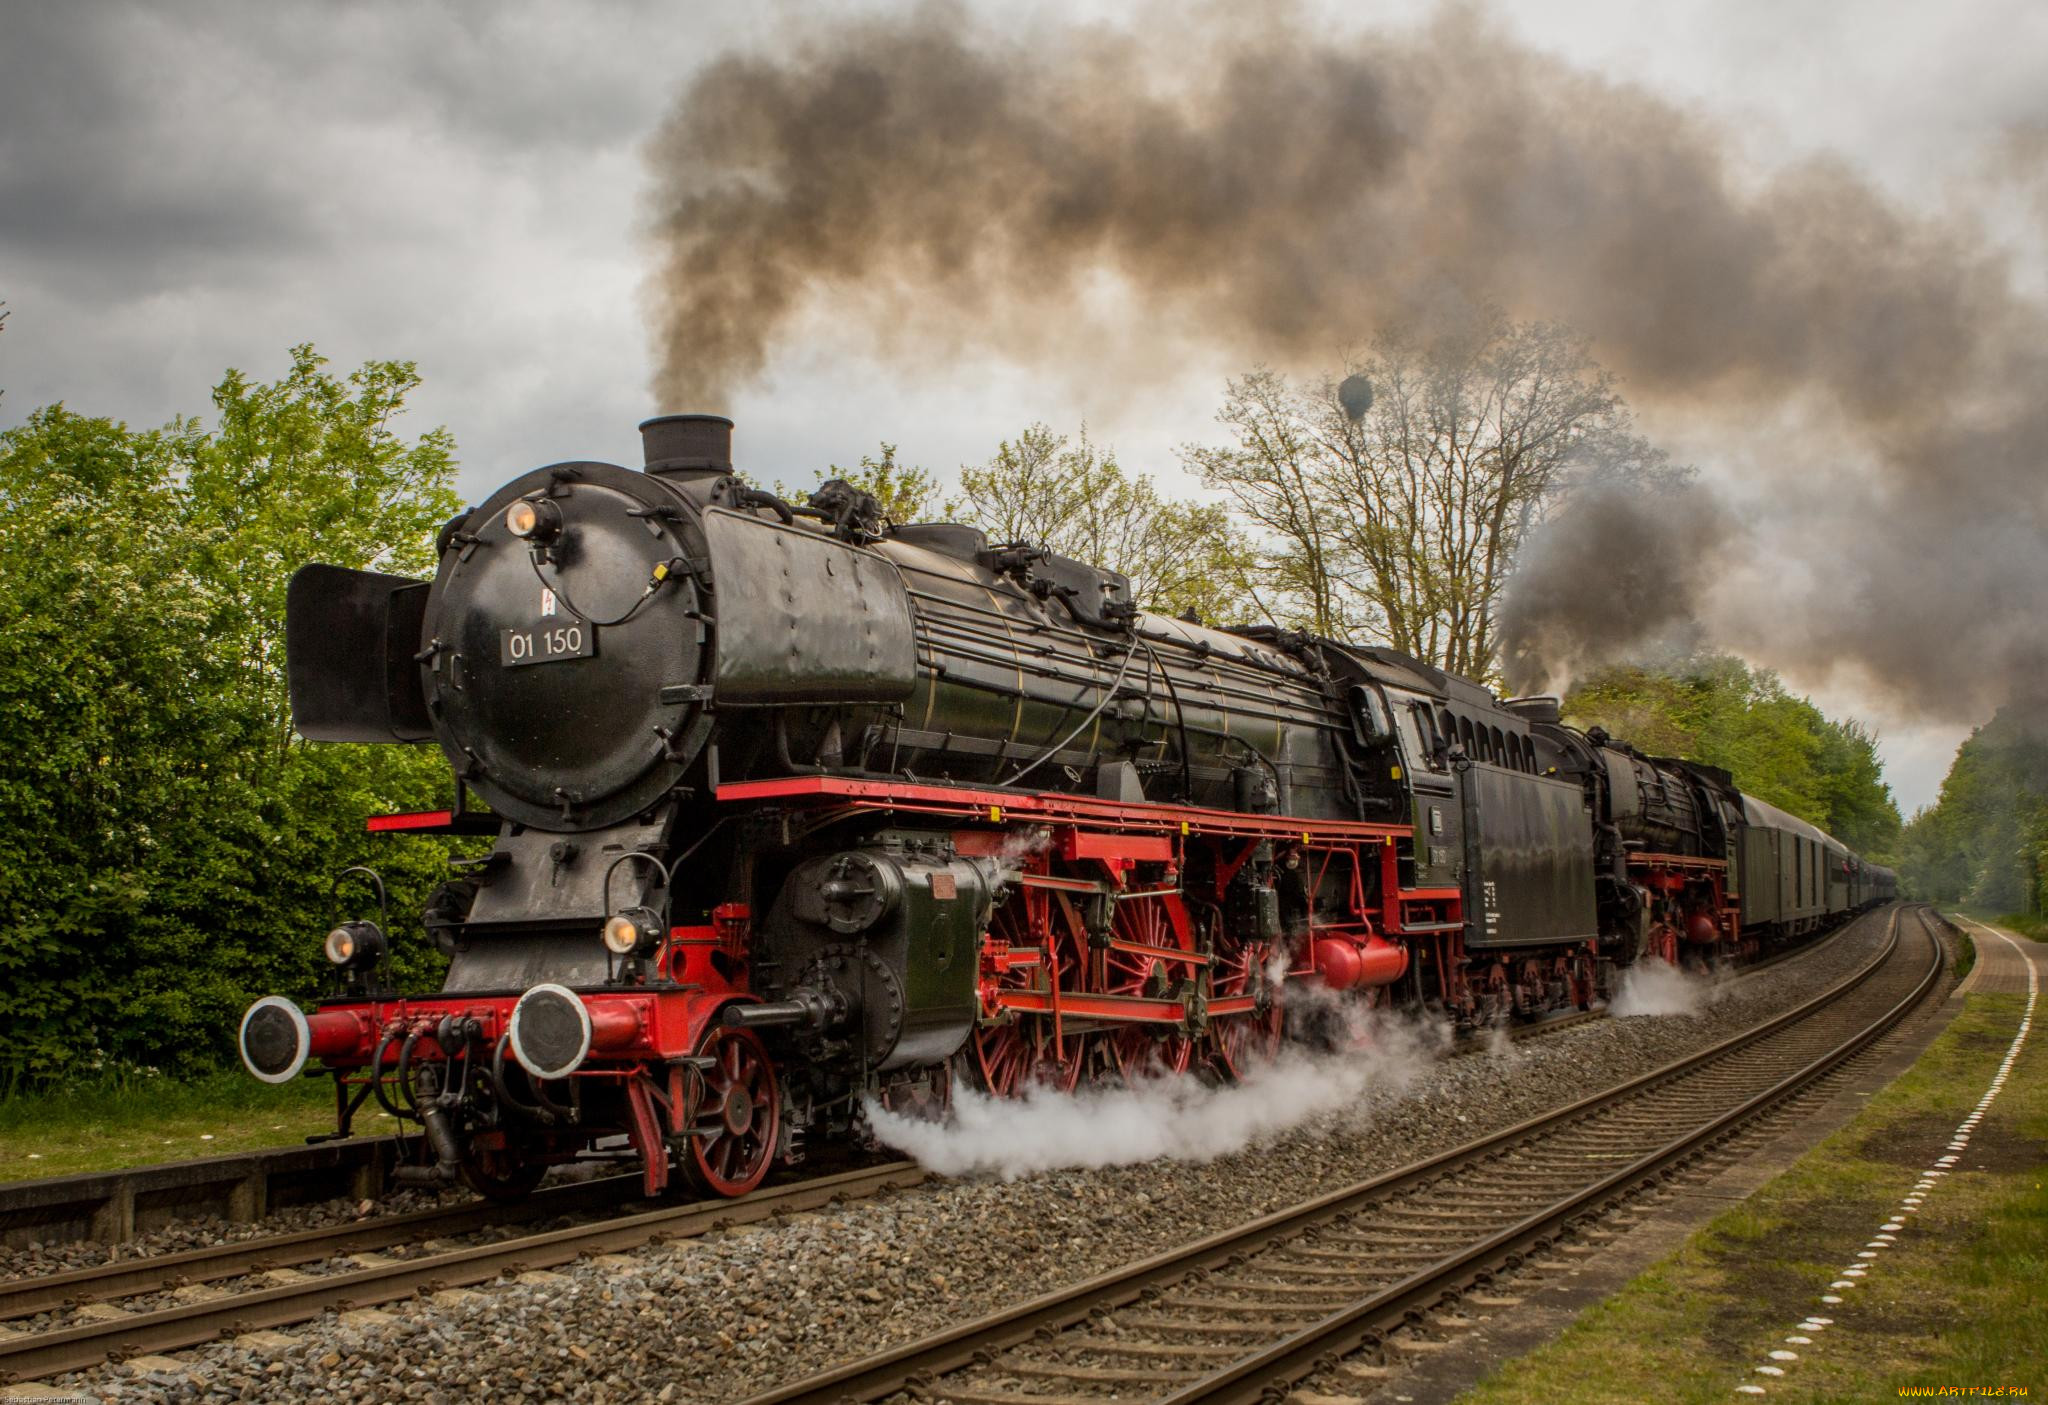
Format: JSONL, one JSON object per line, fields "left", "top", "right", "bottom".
{"left": 639, "top": 413, "right": 733, "bottom": 476}
{"left": 639, "top": 412, "right": 733, "bottom": 432}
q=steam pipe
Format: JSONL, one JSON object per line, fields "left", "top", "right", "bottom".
{"left": 370, "top": 1024, "right": 408, "bottom": 1120}
{"left": 396, "top": 1025, "right": 428, "bottom": 1117}
{"left": 490, "top": 1032, "right": 554, "bottom": 1125}
{"left": 731, "top": 485, "right": 795, "bottom": 524}
{"left": 724, "top": 989, "right": 844, "bottom": 1031}
{"left": 420, "top": 1103, "right": 463, "bottom": 1177}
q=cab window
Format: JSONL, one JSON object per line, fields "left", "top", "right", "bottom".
{"left": 1399, "top": 702, "right": 1445, "bottom": 772}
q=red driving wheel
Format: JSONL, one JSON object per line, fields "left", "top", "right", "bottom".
{"left": 1105, "top": 895, "right": 1196, "bottom": 1080}
{"left": 1210, "top": 936, "right": 1283, "bottom": 1080}
{"left": 971, "top": 884, "right": 1086, "bottom": 1096}
{"left": 684, "top": 1026, "right": 779, "bottom": 1197}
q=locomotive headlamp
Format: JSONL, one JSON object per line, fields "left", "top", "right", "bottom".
{"left": 504, "top": 497, "right": 562, "bottom": 542}
{"left": 603, "top": 907, "right": 661, "bottom": 957}
{"left": 324, "top": 920, "right": 386, "bottom": 968}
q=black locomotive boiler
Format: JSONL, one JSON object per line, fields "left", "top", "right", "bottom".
{"left": 237, "top": 412, "right": 1895, "bottom": 1198}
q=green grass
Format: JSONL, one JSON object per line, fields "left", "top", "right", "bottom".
{"left": 1456, "top": 991, "right": 2048, "bottom": 1404}
{"left": 1951, "top": 906, "right": 2048, "bottom": 943}
{"left": 1951, "top": 925, "right": 1977, "bottom": 983}
{"left": 0, "top": 1070, "right": 343, "bottom": 1182}
{"left": 1994, "top": 912, "right": 2048, "bottom": 942}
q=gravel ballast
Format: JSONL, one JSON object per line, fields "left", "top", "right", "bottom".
{"left": 41, "top": 913, "right": 1915, "bottom": 1403}
{"left": 0, "top": 1182, "right": 461, "bottom": 1283}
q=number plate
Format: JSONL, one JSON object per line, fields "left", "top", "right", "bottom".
{"left": 500, "top": 620, "right": 595, "bottom": 667}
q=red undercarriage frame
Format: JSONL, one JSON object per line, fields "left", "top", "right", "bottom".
{"left": 1629, "top": 850, "right": 1748, "bottom": 966}
{"left": 303, "top": 900, "right": 768, "bottom": 1196}
{"left": 313, "top": 780, "right": 1725, "bottom": 1195}
{"left": 723, "top": 777, "right": 1472, "bottom": 1089}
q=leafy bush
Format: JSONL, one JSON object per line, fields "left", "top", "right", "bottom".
{"left": 0, "top": 348, "right": 465, "bottom": 1085}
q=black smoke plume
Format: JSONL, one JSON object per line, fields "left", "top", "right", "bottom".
{"left": 645, "top": 6, "right": 2048, "bottom": 720}
{"left": 1498, "top": 483, "right": 1731, "bottom": 695}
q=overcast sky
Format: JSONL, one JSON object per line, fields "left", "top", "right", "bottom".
{"left": 5, "top": 0, "right": 2043, "bottom": 813}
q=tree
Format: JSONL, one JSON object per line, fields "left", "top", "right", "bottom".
{"left": 0, "top": 350, "right": 462, "bottom": 1084}
{"left": 1898, "top": 705, "right": 2048, "bottom": 909}
{"left": 0, "top": 409, "right": 215, "bottom": 1079}
{"left": 957, "top": 423, "right": 1258, "bottom": 623}
{"left": 1184, "top": 313, "right": 1678, "bottom": 680}
{"left": 779, "top": 442, "right": 943, "bottom": 525}
{"left": 780, "top": 427, "right": 1254, "bottom": 621}
{"left": 187, "top": 347, "right": 458, "bottom": 750}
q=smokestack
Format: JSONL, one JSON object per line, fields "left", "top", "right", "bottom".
{"left": 639, "top": 413, "right": 733, "bottom": 480}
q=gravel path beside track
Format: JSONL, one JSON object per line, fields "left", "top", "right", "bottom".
{"left": 41, "top": 916, "right": 1911, "bottom": 1403}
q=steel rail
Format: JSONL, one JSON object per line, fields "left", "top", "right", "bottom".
{"left": 0, "top": 1170, "right": 652, "bottom": 1322}
{"left": 1162, "top": 906, "right": 1943, "bottom": 1405}
{"left": 736, "top": 903, "right": 1936, "bottom": 1405}
{"left": 0, "top": 901, "right": 1903, "bottom": 1390}
{"left": 0, "top": 1160, "right": 922, "bottom": 1383}
{"left": 1439, "top": 905, "right": 1859, "bottom": 1058}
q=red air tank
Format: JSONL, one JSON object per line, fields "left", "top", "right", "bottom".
{"left": 1312, "top": 934, "right": 1410, "bottom": 990}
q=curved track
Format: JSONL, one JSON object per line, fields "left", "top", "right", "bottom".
{"left": 736, "top": 904, "right": 1942, "bottom": 1405}
{"left": 5, "top": 913, "right": 1845, "bottom": 1329}
{"left": 0, "top": 908, "right": 1900, "bottom": 1388}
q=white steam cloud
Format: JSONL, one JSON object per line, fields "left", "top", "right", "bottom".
{"left": 865, "top": 1009, "right": 1448, "bottom": 1181}
{"left": 1608, "top": 958, "right": 1723, "bottom": 1017}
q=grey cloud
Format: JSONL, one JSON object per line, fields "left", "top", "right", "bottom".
{"left": 0, "top": 2, "right": 768, "bottom": 496}
{"left": 6, "top": 0, "right": 2048, "bottom": 806}
{"left": 642, "top": 4, "right": 2048, "bottom": 723}
{"left": 0, "top": 8, "right": 326, "bottom": 286}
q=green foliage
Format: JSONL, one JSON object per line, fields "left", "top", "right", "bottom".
{"left": 778, "top": 442, "right": 944, "bottom": 526}
{"left": 1995, "top": 911, "right": 2048, "bottom": 941}
{"left": 0, "top": 347, "right": 463, "bottom": 1085}
{"left": 829, "top": 443, "right": 943, "bottom": 524}
{"left": 787, "top": 426, "right": 1259, "bottom": 625}
{"left": 1899, "top": 705, "right": 2048, "bottom": 908}
{"left": 957, "top": 423, "right": 1259, "bottom": 624}
{"left": 1562, "top": 654, "right": 1902, "bottom": 858}
{"left": 1456, "top": 992, "right": 2048, "bottom": 1405}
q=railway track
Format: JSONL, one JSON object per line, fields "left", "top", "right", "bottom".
{"left": 4, "top": 908, "right": 1844, "bottom": 1282}
{"left": 0, "top": 1160, "right": 923, "bottom": 1383}
{"left": 738, "top": 904, "right": 1943, "bottom": 1405}
{"left": 1, "top": 920, "right": 1825, "bottom": 1319}
{"left": 1446, "top": 915, "right": 1855, "bottom": 1058}
{"left": 0, "top": 908, "right": 1900, "bottom": 1388}
{"left": 0, "top": 1171, "right": 653, "bottom": 1326}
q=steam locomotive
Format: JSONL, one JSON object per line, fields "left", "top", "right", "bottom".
{"left": 237, "top": 413, "right": 1897, "bottom": 1199}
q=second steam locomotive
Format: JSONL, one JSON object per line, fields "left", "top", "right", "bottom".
{"left": 239, "top": 413, "right": 1895, "bottom": 1198}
